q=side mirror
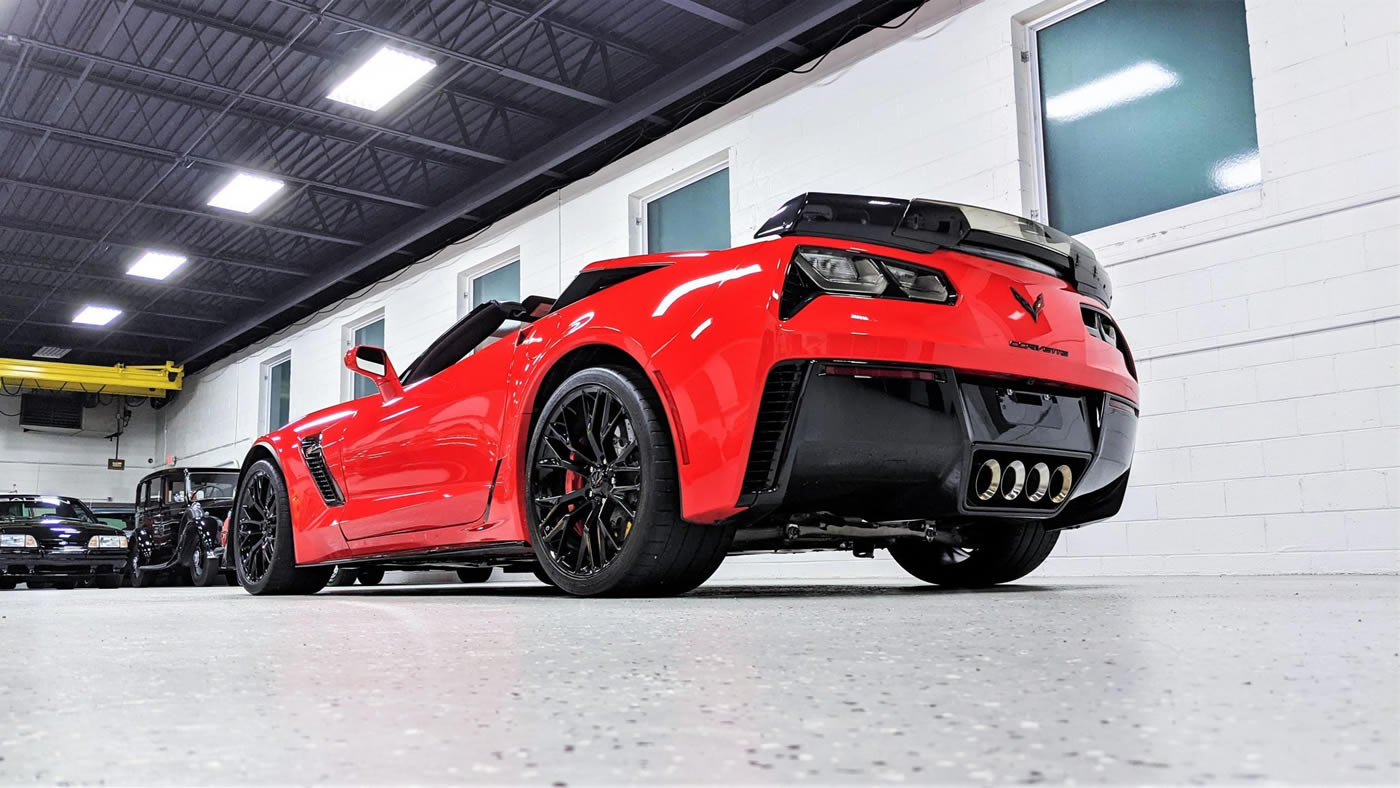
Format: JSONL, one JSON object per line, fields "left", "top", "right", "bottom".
{"left": 344, "top": 345, "right": 403, "bottom": 401}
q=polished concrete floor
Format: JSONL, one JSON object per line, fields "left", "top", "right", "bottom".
{"left": 1, "top": 574, "right": 1395, "bottom": 785}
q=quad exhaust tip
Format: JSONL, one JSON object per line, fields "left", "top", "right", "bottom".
{"left": 973, "top": 457, "right": 1073, "bottom": 505}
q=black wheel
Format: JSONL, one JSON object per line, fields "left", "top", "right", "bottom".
{"left": 233, "top": 459, "right": 333, "bottom": 595}
{"left": 526, "top": 366, "right": 732, "bottom": 597}
{"left": 889, "top": 523, "right": 1059, "bottom": 588}
{"left": 327, "top": 566, "right": 358, "bottom": 586}
{"left": 50, "top": 579, "right": 78, "bottom": 590}
{"left": 0, "top": 578, "right": 16, "bottom": 590}
{"left": 188, "top": 540, "right": 221, "bottom": 587}
{"left": 456, "top": 567, "right": 493, "bottom": 584}
{"left": 355, "top": 567, "right": 384, "bottom": 586}
{"left": 94, "top": 574, "right": 122, "bottom": 589}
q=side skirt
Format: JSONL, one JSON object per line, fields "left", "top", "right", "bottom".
{"left": 300, "top": 541, "right": 534, "bottom": 570}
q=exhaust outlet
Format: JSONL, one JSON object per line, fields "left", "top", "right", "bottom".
{"left": 1000, "top": 460, "right": 1026, "bottom": 500}
{"left": 1049, "top": 464, "right": 1073, "bottom": 504}
{"left": 974, "top": 458, "right": 1001, "bottom": 501}
{"left": 1026, "top": 462, "right": 1051, "bottom": 503}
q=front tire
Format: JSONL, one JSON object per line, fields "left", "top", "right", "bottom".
{"left": 889, "top": 522, "right": 1059, "bottom": 588}
{"left": 526, "top": 366, "right": 732, "bottom": 597}
{"left": 189, "top": 540, "right": 221, "bottom": 587}
{"left": 233, "top": 459, "right": 333, "bottom": 595}
{"left": 456, "top": 567, "right": 493, "bottom": 584}
{"left": 327, "top": 566, "right": 357, "bottom": 586}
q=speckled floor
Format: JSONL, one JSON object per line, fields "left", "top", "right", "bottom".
{"left": 1, "top": 574, "right": 1395, "bottom": 785}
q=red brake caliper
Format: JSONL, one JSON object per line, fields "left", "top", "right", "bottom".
{"left": 563, "top": 453, "right": 586, "bottom": 535}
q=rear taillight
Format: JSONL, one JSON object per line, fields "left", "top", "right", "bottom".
{"left": 1083, "top": 307, "right": 1136, "bottom": 380}
{"left": 781, "top": 246, "right": 956, "bottom": 318}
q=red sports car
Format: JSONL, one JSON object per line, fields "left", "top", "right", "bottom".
{"left": 231, "top": 193, "right": 1138, "bottom": 597}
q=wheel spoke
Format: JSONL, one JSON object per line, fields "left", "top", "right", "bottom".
{"left": 604, "top": 493, "right": 636, "bottom": 522}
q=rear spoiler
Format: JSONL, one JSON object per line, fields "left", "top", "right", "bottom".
{"left": 754, "top": 192, "right": 1112, "bottom": 307}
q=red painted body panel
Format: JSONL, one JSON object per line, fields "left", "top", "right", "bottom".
{"left": 249, "top": 235, "right": 1138, "bottom": 565}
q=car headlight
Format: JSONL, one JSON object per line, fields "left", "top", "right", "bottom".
{"left": 1, "top": 534, "right": 38, "bottom": 548}
{"left": 88, "top": 535, "right": 129, "bottom": 549}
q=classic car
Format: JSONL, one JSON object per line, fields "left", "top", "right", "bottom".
{"left": 0, "top": 495, "right": 129, "bottom": 589}
{"left": 130, "top": 467, "right": 239, "bottom": 587}
{"left": 230, "top": 193, "right": 1138, "bottom": 597}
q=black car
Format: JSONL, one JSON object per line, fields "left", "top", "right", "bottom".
{"left": 130, "top": 468, "right": 239, "bottom": 587}
{"left": 0, "top": 495, "right": 129, "bottom": 589}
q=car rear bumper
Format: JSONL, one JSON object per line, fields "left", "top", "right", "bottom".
{"left": 736, "top": 360, "right": 1135, "bottom": 528}
{"left": 0, "top": 549, "right": 128, "bottom": 579}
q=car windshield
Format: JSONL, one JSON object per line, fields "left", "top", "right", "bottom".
{"left": 0, "top": 496, "right": 97, "bottom": 524}
{"left": 186, "top": 473, "right": 238, "bottom": 501}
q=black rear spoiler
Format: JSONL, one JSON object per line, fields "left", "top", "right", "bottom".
{"left": 754, "top": 192, "right": 1112, "bottom": 307}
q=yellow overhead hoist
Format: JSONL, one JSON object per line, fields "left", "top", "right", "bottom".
{"left": 0, "top": 358, "right": 184, "bottom": 398}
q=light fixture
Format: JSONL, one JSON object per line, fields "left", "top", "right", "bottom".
{"left": 72, "top": 305, "right": 122, "bottom": 326}
{"left": 33, "top": 346, "right": 71, "bottom": 359}
{"left": 126, "top": 251, "right": 188, "bottom": 281}
{"left": 327, "top": 46, "right": 436, "bottom": 111}
{"left": 1044, "top": 61, "right": 1179, "bottom": 123}
{"left": 207, "top": 173, "right": 285, "bottom": 213}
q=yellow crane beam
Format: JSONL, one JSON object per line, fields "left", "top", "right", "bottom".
{"left": 0, "top": 358, "right": 183, "bottom": 398}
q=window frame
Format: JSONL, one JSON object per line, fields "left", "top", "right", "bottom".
{"left": 260, "top": 350, "right": 293, "bottom": 434}
{"left": 629, "top": 152, "right": 731, "bottom": 255}
{"left": 1014, "top": 0, "right": 1262, "bottom": 235}
{"left": 341, "top": 308, "right": 386, "bottom": 401}
{"left": 456, "top": 251, "right": 522, "bottom": 321}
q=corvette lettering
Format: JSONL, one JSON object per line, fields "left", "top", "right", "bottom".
{"left": 1009, "top": 339, "right": 1069, "bottom": 357}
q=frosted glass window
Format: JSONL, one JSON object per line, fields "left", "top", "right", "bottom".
{"left": 471, "top": 261, "right": 520, "bottom": 308}
{"left": 352, "top": 319, "right": 384, "bottom": 400}
{"left": 1036, "top": 0, "right": 1259, "bottom": 234}
{"left": 646, "top": 168, "right": 730, "bottom": 253}
{"left": 267, "top": 359, "right": 291, "bottom": 431}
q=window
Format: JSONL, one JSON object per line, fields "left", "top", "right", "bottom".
{"left": 644, "top": 167, "right": 730, "bottom": 253}
{"left": 264, "top": 354, "right": 292, "bottom": 431}
{"left": 1029, "top": 0, "right": 1259, "bottom": 234}
{"left": 469, "top": 260, "right": 520, "bottom": 310}
{"left": 350, "top": 317, "right": 384, "bottom": 400}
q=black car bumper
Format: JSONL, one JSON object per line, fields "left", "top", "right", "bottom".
{"left": 0, "top": 549, "right": 129, "bottom": 580}
{"left": 737, "top": 360, "right": 1136, "bottom": 528}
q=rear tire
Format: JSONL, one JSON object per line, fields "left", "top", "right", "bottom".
{"left": 233, "top": 459, "right": 333, "bottom": 595}
{"left": 526, "top": 366, "right": 732, "bottom": 597}
{"left": 94, "top": 574, "right": 122, "bottom": 589}
{"left": 327, "top": 566, "right": 358, "bottom": 586}
{"left": 889, "top": 522, "right": 1059, "bottom": 588}
{"left": 0, "top": 578, "right": 16, "bottom": 590}
{"left": 456, "top": 567, "right": 493, "bottom": 584}
{"left": 355, "top": 567, "right": 384, "bottom": 586}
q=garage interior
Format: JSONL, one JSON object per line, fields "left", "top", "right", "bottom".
{"left": 1, "top": 0, "right": 1397, "bottom": 784}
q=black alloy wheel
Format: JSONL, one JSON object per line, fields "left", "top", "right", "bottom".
{"left": 526, "top": 366, "right": 732, "bottom": 597}
{"left": 531, "top": 382, "right": 643, "bottom": 580}
{"left": 233, "top": 460, "right": 332, "bottom": 595}
{"left": 889, "top": 522, "right": 1059, "bottom": 588}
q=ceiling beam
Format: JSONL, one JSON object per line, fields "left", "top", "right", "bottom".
{"left": 0, "top": 254, "right": 265, "bottom": 302}
{"left": 184, "top": 0, "right": 869, "bottom": 364}
{"left": 0, "top": 176, "right": 366, "bottom": 247}
{"left": 0, "top": 114, "right": 434, "bottom": 212}
{"left": 659, "top": 0, "right": 809, "bottom": 55}
{"left": 12, "top": 35, "right": 515, "bottom": 167}
{"left": 0, "top": 217, "right": 311, "bottom": 278}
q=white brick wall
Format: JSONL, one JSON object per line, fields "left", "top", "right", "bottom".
{"left": 157, "top": 0, "right": 1398, "bottom": 576}
{"left": 0, "top": 393, "right": 160, "bottom": 503}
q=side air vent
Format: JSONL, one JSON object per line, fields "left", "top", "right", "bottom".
{"left": 299, "top": 435, "right": 344, "bottom": 506}
{"left": 740, "top": 362, "right": 808, "bottom": 495}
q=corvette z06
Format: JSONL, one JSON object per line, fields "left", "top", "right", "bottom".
{"left": 231, "top": 193, "right": 1138, "bottom": 597}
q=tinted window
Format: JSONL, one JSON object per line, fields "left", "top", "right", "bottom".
{"left": 647, "top": 169, "right": 731, "bottom": 253}
{"left": 267, "top": 358, "right": 292, "bottom": 430}
{"left": 1036, "top": 0, "right": 1259, "bottom": 233}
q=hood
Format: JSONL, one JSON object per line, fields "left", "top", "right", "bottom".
{"left": 0, "top": 517, "right": 125, "bottom": 549}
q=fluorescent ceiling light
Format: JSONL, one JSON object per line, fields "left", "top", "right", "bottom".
{"left": 1210, "top": 151, "right": 1262, "bottom": 192}
{"left": 1044, "top": 61, "right": 1180, "bottom": 123}
{"left": 33, "top": 346, "right": 71, "bottom": 359}
{"left": 208, "top": 173, "right": 285, "bottom": 213}
{"left": 72, "top": 305, "right": 122, "bottom": 326}
{"left": 126, "top": 251, "right": 188, "bottom": 281}
{"left": 327, "top": 46, "right": 436, "bottom": 111}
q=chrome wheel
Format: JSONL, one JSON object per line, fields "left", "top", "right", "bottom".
{"left": 529, "top": 385, "right": 642, "bottom": 578}
{"left": 236, "top": 469, "right": 278, "bottom": 585}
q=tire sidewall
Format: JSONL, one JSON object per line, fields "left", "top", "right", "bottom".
{"left": 526, "top": 367, "right": 668, "bottom": 596}
{"left": 233, "top": 459, "right": 294, "bottom": 594}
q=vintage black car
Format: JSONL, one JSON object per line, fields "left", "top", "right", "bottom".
{"left": 130, "top": 468, "right": 239, "bottom": 587}
{"left": 0, "top": 495, "right": 129, "bottom": 589}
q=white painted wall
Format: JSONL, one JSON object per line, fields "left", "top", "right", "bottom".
{"left": 0, "top": 393, "right": 160, "bottom": 504}
{"left": 160, "top": 0, "right": 1399, "bottom": 575}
